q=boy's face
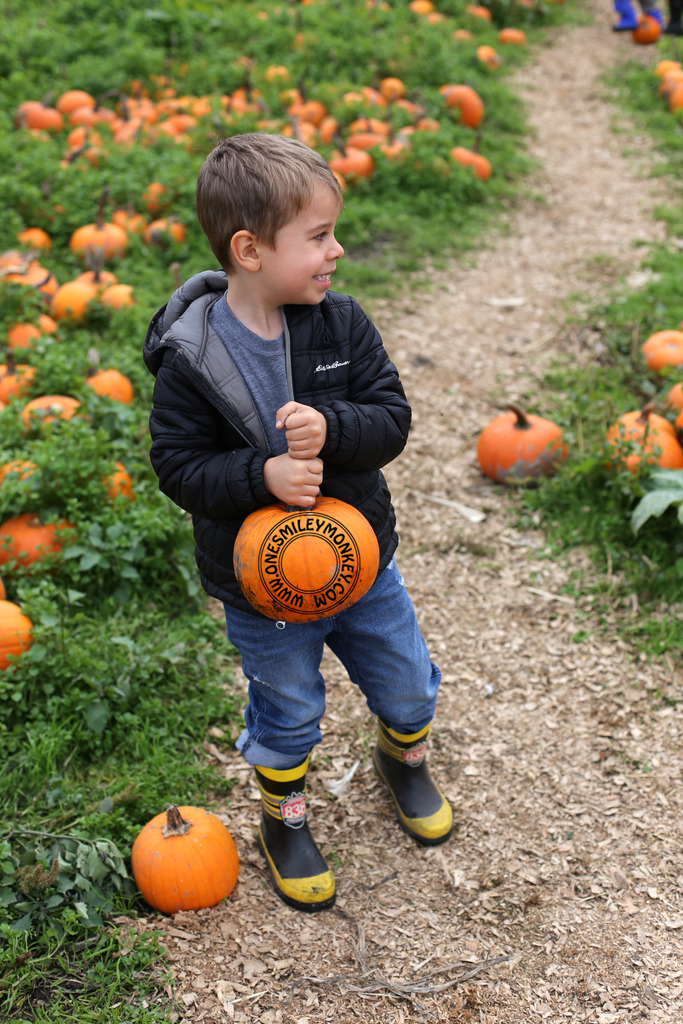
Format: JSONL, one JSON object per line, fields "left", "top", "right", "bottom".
{"left": 258, "top": 184, "right": 344, "bottom": 306}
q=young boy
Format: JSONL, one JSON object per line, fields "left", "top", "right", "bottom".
{"left": 143, "top": 133, "right": 452, "bottom": 913}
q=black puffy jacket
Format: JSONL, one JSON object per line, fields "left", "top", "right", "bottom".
{"left": 143, "top": 270, "right": 412, "bottom": 614}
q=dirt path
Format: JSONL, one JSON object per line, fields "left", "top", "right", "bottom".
{"left": 136, "top": 6, "right": 683, "bottom": 1023}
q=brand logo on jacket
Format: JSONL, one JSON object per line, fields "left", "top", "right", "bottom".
{"left": 314, "top": 360, "right": 350, "bottom": 373}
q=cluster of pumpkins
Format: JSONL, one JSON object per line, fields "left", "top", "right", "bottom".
{"left": 0, "top": 230, "right": 141, "bottom": 673}
{"left": 10, "top": 0, "right": 548, "bottom": 198}
{"left": 476, "top": 326, "right": 683, "bottom": 484}
{"left": 654, "top": 57, "right": 683, "bottom": 117}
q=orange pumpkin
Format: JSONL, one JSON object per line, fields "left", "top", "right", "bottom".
{"left": 379, "top": 77, "right": 406, "bottom": 102}
{"left": 6, "top": 315, "right": 57, "bottom": 352}
{"left": 14, "top": 101, "right": 64, "bottom": 132}
{"left": 477, "top": 45, "right": 501, "bottom": 68}
{"left": 75, "top": 267, "right": 118, "bottom": 291}
{"left": 142, "top": 181, "right": 169, "bottom": 214}
{"left": 20, "top": 394, "right": 81, "bottom": 429}
{"left": 0, "top": 600, "right": 33, "bottom": 669}
{"left": 0, "top": 513, "right": 73, "bottom": 569}
{"left": 17, "top": 227, "right": 52, "bottom": 252}
{"left": 55, "top": 89, "right": 96, "bottom": 114}
{"left": 7, "top": 324, "right": 41, "bottom": 351}
{"left": 465, "top": 3, "right": 493, "bottom": 19}
{"left": 131, "top": 804, "right": 239, "bottom": 914}
{"left": 0, "top": 356, "right": 36, "bottom": 404}
{"left": 0, "top": 460, "right": 38, "bottom": 485}
{"left": 143, "top": 219, "right": 187, "bottom": 247}
{"left": 70, "top": 220, "right": 127, "bottom": 262}
{"left": 632, "top": 14, "right": 661, "bottom": 43}
{"left": 606, "top": 405, "right": 683, "bottom": 472}
{"left": 328, "top": 147, "right": 374, "bottom": 181}
{"left": 450, "top": 146, "right": 492, "bottom": 180}
{"left": 104, "top": 462, "right": 135, "bottom": 501}
{"left": 642, "top": 330, "right": 683, "bottom": 372}
{"left": 439, "top": 85, "right": 484, "bottom": 128}
{"left": 50, "top": 279, "right": 99, "bottom": 321}
{"left": 498, "top": 27, "right": 527, "bottom": 44}
{"left": 665, "top": 381, "right": 683, "bottom": 413}
{"left": 233, "top": 497, "right": 380, "bottom": 622}
{"left": 86, "top": 368, "right": 134, "bottom": 404}
{"left": 100, "top": 283, "right": 135, "bottom": 309}
{"left": 477, "top": 403, "right": 569, "bottom": 484}
{"left": 1, "top": 254, "right": 58, "bottom": 298}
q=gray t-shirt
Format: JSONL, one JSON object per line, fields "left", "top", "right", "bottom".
{"left": 210, "top": 293, "right": 289, "bottom": 455}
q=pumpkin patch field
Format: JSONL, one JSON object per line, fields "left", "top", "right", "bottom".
{"left": 2, "top": 0, "right": 683, "bottom": 1020}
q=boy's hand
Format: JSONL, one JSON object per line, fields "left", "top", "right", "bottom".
{"left": 275, "top": 402, "right": 327, "bottom": 459}
{"left": 264, "top": 453, "right": 323, "bottom": 508}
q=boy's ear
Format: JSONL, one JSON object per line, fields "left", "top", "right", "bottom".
{"left": 230, "top": 230, "right": 262, "bottom": 272}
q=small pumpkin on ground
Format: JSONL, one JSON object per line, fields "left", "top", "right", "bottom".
{"left": 477, "top": 403, "right": 569, "bottom": 484}
{"left": 606, "top": 404, "right": 683, "bottom": 472}
{"left": 0, "top": 353, "right": 36, "bottom": 404}
{"left": 0, "top": 460, "right": 38, "bottom": 485}
{"left": 86, "top": 366, "right": 134, "bottom": 404}
{"left": 0, "top": 599, "right": 33, "bottom": 669}
{"left": 665, "top": 381, "right": 683, "bottom": 413}
{"left": 20, "top": 394, "right": 80, "bottom": 429}
{"left": 69, "top": 188, "right": 127, "bottom": 262}
{"left": 632, "top": 14, "right": 661, "bottom": 43}
{"left": 50, "top": 279, "right": 99, "bottom": 322}
{"left": 131, "top": 804, "right": 239, "bottom": 914}
{"left": 104, "top": 462, "right": 135, "bottom": 501}
{"left": 642, "top": 330, "right": 683, "bottom": 373}
{"left": 0, "top": 513, "right": 73, "bottom": 569}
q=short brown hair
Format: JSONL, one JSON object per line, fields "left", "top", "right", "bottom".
{"left": 196, "top": 133, "right": 344, "bottom": 271}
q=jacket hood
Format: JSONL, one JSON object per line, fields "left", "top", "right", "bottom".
{"left": 143, "top": 269, "right": 229, "bottom": 376}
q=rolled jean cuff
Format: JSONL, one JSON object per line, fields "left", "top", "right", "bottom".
{"left": 236, "top": 729, "right": 310, "bottom": 769}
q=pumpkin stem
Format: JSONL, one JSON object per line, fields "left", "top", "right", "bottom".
{"left": 95, "top": 187, "right": 110, "bottom": 230}
{"left": 162, "top": 804, "right": 193, "bottom": 838}
{"left": 636, "top": 401, "right": 656, "bottom": 424}
{"left": 506, "top": 402, "right": 532, "bottom": 430}
{"left": 332, "top": 132, "right": 348, "bottom": 156}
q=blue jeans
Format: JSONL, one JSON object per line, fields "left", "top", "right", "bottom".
{"left": 224, "top": 559, "right": 441, "bottom": 769}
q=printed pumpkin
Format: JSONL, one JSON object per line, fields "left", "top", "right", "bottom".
{"left": 233, "top": 497, "right": 379, "bottom": 622}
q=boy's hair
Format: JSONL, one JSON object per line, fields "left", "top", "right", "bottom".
{"left": 196, "top": 133, "right": 344, "bottom": 271}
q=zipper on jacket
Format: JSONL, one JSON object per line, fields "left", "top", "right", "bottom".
{"left": 281, "top": 308, "right": 295, "bottom": 403}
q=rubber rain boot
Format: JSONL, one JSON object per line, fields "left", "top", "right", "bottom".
{"left": 372, "top": 719, "right": 453, "bottom": 846}
{"left": 664, "top": 0, "right": 682, "bottom": 33}
{"left": 643, "top": 6, "right": 664, "bottom": 25}
{"left": 612, "top": 0, "right": 639, "bottom": 28}
{"left": 255, "top": 755, "right": 336, "bottom": 912}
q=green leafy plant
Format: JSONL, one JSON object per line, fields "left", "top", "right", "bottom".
{"left": 0, "top": 831, "right": 133, "bottom": 933}
{"left": 632, "top": 468, "right": 683, "bottom": 533}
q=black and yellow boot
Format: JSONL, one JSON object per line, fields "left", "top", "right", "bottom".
{"left": 255, "top": 755, "right": 336, "bottom": 913}
{"left": 373, "top": 720, "right": 453, "bottom": 846}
